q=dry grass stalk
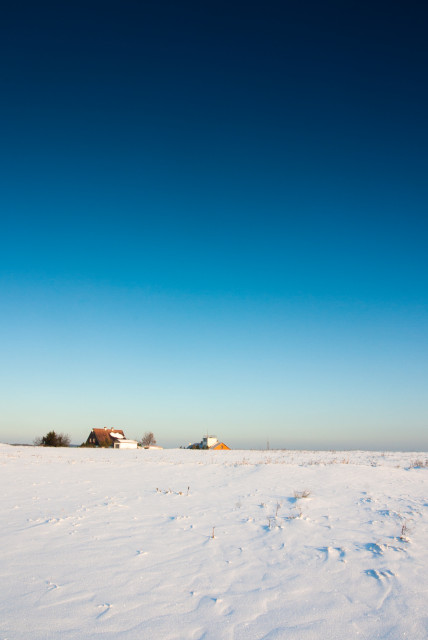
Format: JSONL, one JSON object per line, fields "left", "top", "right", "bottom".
{"left": 294, "top": 489, "right": 311, "bottom": 499}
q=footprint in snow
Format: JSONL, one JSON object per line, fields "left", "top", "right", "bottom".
{"left": 317, "top": 546, "right": 346, "bottom": 562}
{"left": 365, "top": 569, "right": 395, "bottom": 610}
{"left": 365, "top": 568, "right": 395, "bottom": 581}
{"left": 195, "top": 595, "right": 232, "bottom": 616}
{"left": 365, "top": 542, "right": 385, "bottom": 556}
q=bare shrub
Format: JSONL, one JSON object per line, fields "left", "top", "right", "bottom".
{"left": 409, "top": 459, "right": 428, "bottom": 469}
{"left": 399, "top": 520, "right": 410, "bottom": 542}
{"left": 286, "top": 507, "right": 302, "bottom": 520}
{"left": 294, "top": 489, "right": 311, "bottom": 499}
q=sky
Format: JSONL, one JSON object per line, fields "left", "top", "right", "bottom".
{"left": 1, "top": 1, "right": 427, "bottom": 449}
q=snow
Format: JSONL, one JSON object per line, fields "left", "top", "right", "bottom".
{"left": 1, "top": 445, "right": 427, "bottom": 639}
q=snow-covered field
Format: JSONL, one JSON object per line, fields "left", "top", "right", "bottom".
{"left": 1, "top": 445, "right": 427, "bottom": 639}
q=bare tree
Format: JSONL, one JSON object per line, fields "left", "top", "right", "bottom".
{"left": 140, "top": 431, "right": 156, "bottom": 447}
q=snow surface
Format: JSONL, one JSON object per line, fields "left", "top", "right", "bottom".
{"left": 1, "top": 445, "right": 427, "bottom": 639}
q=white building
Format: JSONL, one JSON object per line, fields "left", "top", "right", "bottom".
{"left": 202, "top": 435, "right": 219, "bottom": 448}
{"left": 113, "top": 439, "right": 139, "bottom": 449}
{"left": 110, "top": 433, "right": 138, "bottom": 449}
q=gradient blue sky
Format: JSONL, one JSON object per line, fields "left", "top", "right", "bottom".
{"left": 1, "top": 1, "right": 427, "bottom": 448}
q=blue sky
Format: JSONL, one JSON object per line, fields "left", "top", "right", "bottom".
{"left": 1, "top": 1, "right": 427, "bottom": 448}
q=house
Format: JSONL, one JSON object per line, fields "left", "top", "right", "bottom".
{"left": 86, "top": 428, "right": 126, "bottom": 448}
{"left": 188, "top": 435, "right": 230, "bottom": 450}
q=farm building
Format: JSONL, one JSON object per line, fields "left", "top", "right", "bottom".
{"left": 208, "top": 441, "right": 230, "bottom": 450}
{"left": 86, "top": 428, "right": 126, "bottom": 448}
{"left": 188, "top": 435, "right": 230, "bottom": 450}
{"left": 113, "top": 438, "right": 139, "bottom": 449}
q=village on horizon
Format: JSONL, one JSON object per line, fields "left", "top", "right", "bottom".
{"left": 84, "top": 427, "right": 230, "bottom": 451}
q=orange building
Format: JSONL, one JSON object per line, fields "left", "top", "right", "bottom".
{"left": 209, "top": 441, "right": 230, "bottom": 450}
{"left": 188, "top": 435, "right": 230, "bottom": 450}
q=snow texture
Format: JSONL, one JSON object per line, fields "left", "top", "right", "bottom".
{"left": 1, "top": 445, "right": 427, "bottom": 639}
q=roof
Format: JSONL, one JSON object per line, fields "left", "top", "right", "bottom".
{"left": 88, "top": 428, "right": 126, "bottom": 447}
{"left": 209, "top": 442, "right": 230, "bottom": 450}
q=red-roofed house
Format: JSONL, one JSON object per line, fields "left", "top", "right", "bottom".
{"left": 86, "top": 428, "right": 126, "bottom": 448}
